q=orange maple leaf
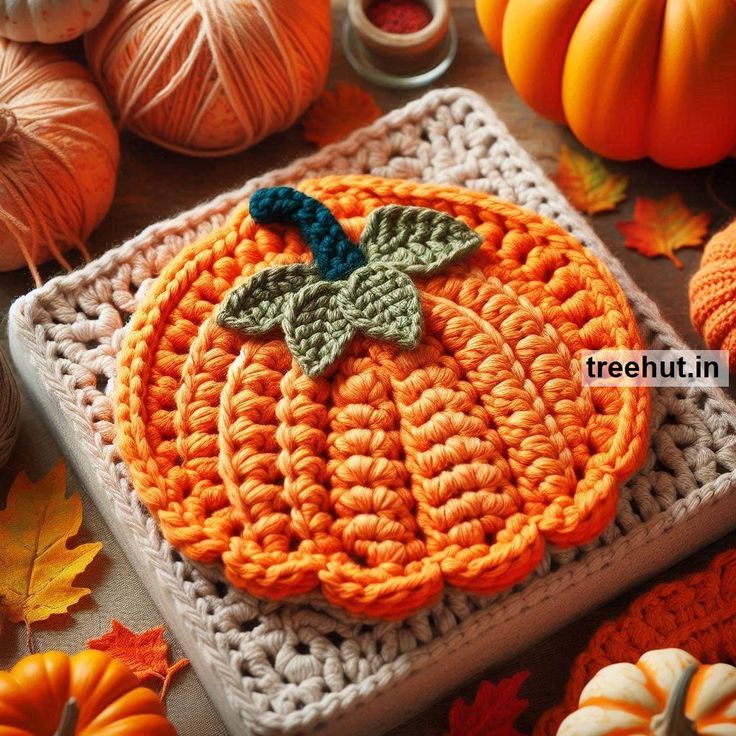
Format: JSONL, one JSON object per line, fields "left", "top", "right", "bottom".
{"left": 302, "top": 83, "right": 382, "bottom": 148}
{"left": 553, "top": 145, "right": 629, "bottom": 215}
{"left": 87, "top": 619, "right": 189, "bottom": 700}
{"left": 617, "top": 194, "right": 711, "bottom": 268}
{"left": 0, "top": 462, "right": 102, "bottom": 651}
{"left": 446, "top": 671, "right": 530, "bottom": 736}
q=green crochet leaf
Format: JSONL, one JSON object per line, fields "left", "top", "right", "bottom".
{"left": 360, "top": 205, "right": 483, "bottom": 275}
{"left": 283, "top": 281, "right": 355, "bottom": 377}
{"left": 338, "top": 264, "right": 422, "bottom": 349}
{"left": 217, "top": 263, "right": 319, "bottom": 334}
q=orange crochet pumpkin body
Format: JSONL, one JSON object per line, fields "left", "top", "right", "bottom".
{"left": 117, "top": 176, "right": 650, "bottom": 619}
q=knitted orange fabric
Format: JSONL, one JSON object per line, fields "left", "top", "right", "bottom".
{"left": 116, "top": 175, "right": 650, "bottom": 620}
{"left": 534, "top": 549, "right": 736, "bottom": 735}
{"left": 691, "top": 219, "right": 736, "bottom": 371}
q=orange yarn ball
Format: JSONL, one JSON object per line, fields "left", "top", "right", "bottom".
{"left": 0, "top": 39, "right": 119, "bottom": 284}
{"left": 85, "top": 0, "right": 332, "bottom": 157}
{"left": 690, "top": 220, "right": 736, "bottom": 371}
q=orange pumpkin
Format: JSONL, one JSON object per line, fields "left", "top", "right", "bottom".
{"left": 116, "top": 175, "right": 650, "bottom": 620}
{"left": 476, "top": 0, "right": 736, "bottom": 169}
{"left": 0, "top": 650, "right": 177, "bottom": 735}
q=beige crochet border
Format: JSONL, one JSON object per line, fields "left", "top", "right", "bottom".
{"left": 8, "top": 88, "right": 736, "bottom": 736}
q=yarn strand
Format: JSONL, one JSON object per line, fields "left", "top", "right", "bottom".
{"left": 85, "top": 0, "right": 332, "bottom": 157}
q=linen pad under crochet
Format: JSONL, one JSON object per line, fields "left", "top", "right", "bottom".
{"left": 116, "top": 174, "right": 650, "bottom": 620}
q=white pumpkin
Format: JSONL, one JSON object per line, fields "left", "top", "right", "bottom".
{"left": 557, "top": 649, "right": 736, "bottom": 736}
{"left": 0, "top": 0, "right": 110, "bottom": 43}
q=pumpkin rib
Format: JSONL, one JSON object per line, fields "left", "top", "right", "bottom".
{"left": 322, "top": 340, "right": 446, "bottom": 618}
{"left": 219, "top": 341, "right": 332, "bottom": 598}
{"left": 325, "top": 347, "right": 428, "bottom": 573}
{"left": 377, "top": 331, "right": 538, "bottom": 593}
{"left": 82, "top": 687, "right": 173, "bottom": 732}
{"left": 502, "top": 0, "right": 591, "bottom": 123}
{"left": 450, "top": 304, "right": 602, "bottom": 547}
{"left": 117, "top": 175, "right": 649, "bottom": 619}
{"left": 648, "top": 0, "right": 736, "bottom": 168}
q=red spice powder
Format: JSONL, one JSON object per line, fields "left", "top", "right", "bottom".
{"left": 366, "top": 0, "right": 433, "bottom": 34}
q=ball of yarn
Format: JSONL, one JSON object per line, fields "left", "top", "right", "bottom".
{"left": 690, "top": 219, "right": 736, "bottom": 371}
{"left": 0, "top": 347, "right": 20, "bottom": 468}
{"left": 85, "top": 0, "right": 332, "bottom": 157}
{"left": 0, "top": 39, "right": 119, "bottom": 283}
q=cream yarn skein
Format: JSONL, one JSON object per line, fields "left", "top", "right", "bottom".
{"left": 85, "top": 0, "right": 333, "bottom": 157}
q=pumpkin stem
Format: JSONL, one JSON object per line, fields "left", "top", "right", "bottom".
{"left": 248, "top": 187, "right": 366, "bottom": 281}
{"left": 651, "top": 663, "right": 699, "bottom": 736}
{"left": 53, "top": 698, "right": 79, "bottom": 736}
{"left": 0, "top": 109, "right": 17, "bottom": 144}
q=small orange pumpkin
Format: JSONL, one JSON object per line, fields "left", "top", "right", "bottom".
{"left": 0, "top": 650, "right": 177, "bottom": 736}
{"left": 476, "top": 0, "right": 736, "bottom": 169}
{"left": 116, "top": 175, "right": 650, "bottom": 619}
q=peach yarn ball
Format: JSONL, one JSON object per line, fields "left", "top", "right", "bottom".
{"left": 690, "top": 219, "right": 736, "bottom": 371}
{"left": 85, "top": 0, "right": 333, "bottom": 157}
{"left": 0, "top": 39, "right": 119, "bottom": 283}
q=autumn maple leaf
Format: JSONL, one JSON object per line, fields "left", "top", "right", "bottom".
{"left": 617, "top": 193, "right": 711, "bottom": 268}
{"left": 87, "top": 619, "right": 189, "bottom": 699}
{"left": 0, "top": 462, "right": 102, "bottom": 650}
{"left": 446, "top": 671, "right": 530, "bottom": 736}
{"left": 553, "top": 145, "right": 629, "bottom": 215}
{"left": 302, "top": 83, "right": 382, "bottom": 148}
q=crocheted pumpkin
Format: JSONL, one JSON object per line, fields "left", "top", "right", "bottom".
{"left": 690, "top": 219, "right": 736, "bottom": 371}
{"left": 116, "top": 175, "right": 650, "bottom": 619}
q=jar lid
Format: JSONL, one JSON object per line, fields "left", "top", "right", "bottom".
{"left": 342, "top": 0, "right": 457, "bottom": 89}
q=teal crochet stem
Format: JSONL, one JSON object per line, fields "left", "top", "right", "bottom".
{"left": 249, "top": 187, "right": 366, "bottom": 280}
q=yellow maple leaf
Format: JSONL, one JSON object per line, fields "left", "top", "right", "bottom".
{"left": 553, "top": 145, "right": 629, "bottom": 215}
{"left": 0, "top": 462, "right": 102, "bottom": 646}
{"left": 302, "top": 83, "right": 382, "bottom": 148}
{"left": 617, "top": 194, "right": 711, "bottom": 269}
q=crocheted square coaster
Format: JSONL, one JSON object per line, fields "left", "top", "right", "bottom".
{"left": 9, "top": 88, "right": 736, "bottom": 736}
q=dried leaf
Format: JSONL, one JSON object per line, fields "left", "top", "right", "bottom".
{"left": 617, "top": 193, "right": 711, "bottom": 268}
{"left": 302, "top": 83, "right": 382, "bottom": 148}
{"left": 0, "top": 462, "right": 102, "bottom": 650}
{"left": 553, "top": 145, "right": 629, "bottom": 215}
{"left": 447, "top": 671, "right": 530, "bottom": 736}
{"left": 87, "top": 619, "right": 189, "bottom": 700}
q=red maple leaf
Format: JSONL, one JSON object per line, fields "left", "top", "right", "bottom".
{"left": 447, "top": 671, "right": 530, "bottom": 736}
{"left": 87, "top": 619, "right": 189, "bottom": 700}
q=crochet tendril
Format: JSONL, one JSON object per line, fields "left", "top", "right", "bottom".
{"left": 249, "top": 186, "right": 366, "bottom": 280}
{"left": 218, "top": 187, "right": 484, "bottom": 376}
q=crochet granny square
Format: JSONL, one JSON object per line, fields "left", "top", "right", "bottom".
{"left": 116, "top": 176, "right": 650, "bottom": 620}
{"left": 9, "top": 89, "right": 736, "bottom": 736}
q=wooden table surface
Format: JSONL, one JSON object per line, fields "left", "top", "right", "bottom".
{"left": 2, "top": 1, "right": 736, "bottom": 733}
